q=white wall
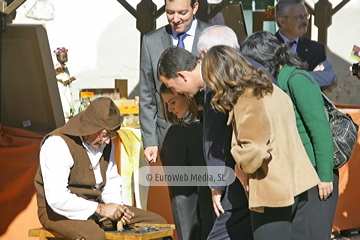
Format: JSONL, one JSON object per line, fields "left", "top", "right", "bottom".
{"left": 317, "top": 0, "right": 360, "bottom": 104}
{"left": 13, "top": 0, "right": 167, "bottom": 104}
{"left": 12, "top": 0, "right": 360, "bottom": 105}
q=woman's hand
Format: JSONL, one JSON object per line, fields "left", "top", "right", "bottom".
{"left": 318, "top": 182, "right": 333, "bottom": 200}
{"left": 211, "top": 188, "right": 224, "bottom": 217}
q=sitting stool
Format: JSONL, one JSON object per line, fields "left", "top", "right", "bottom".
{"left": 28, "top": 223, "right": 175, "bottom": 240}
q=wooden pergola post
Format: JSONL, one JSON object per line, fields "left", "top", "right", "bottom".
{"left": 306, "top": 0, "right": 349, "bottom": 46}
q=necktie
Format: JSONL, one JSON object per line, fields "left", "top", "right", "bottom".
{"left": 289, "top": 41, "right": 297, "bottom": 52}
{"left": 177, "top": 32, "right": 187, "bottom": 49}
{"left": 289, "top": 41, "right": 297, "bottom": 47}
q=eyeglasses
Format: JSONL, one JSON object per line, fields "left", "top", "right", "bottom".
{"left": 285, "top": 13, "right": 310, "bottom": 21}
{"left": 98, "top": 131, "right": 117, "bottom": 141}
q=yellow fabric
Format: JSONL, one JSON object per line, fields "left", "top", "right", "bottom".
{"left": 118, "top": 129, "right": 142, "bottom": 161}
{"left": 116, "top": 128, "right": 149, "bottom": 209}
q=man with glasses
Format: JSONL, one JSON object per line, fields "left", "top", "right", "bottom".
{"left": 34, "top": 97, "right": 166, "bottom": 240}
{"left": 275, "top": 0, "right": 335, "bottom": 90}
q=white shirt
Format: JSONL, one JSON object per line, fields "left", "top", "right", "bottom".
{"left": 40, "top": 135, "right": 123, "bottom": 220}
{"left": 171, "top": 18, "right": 198, "bottom": 52}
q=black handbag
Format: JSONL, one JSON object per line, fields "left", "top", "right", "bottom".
{"left": 287, "top": 72, "right": 359, "bottom": 169}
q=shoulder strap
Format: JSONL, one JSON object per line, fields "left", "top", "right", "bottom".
{"left": 287, "top": 71, "right": 317, "bottom": 105}
{"left": 287, "top": 72, "right": 331, "bottom": 120}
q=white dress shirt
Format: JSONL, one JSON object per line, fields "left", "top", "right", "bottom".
{"left": 40, "top": 135, "right": 123, "bottom": 220}
{"left": 171, "top": 18, "right": 198, "bottom": 52}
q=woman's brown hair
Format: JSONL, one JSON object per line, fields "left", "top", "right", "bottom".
{"left": 159, "top": 83, "right": 203, "bottom": 126}
{"left": 201, "top": 45, "right": 273, "bottom": 113}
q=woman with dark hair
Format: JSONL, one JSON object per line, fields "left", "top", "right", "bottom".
{"left": 160, "top": 83, "right": 203, "bottom": 126}
{"left": 242, "top": 31, "right": 336, "bottom": 240}
{"left": 158, "top": 83, "right": 213, "bottom": 240}
{"left": 201, "top": 45, "right": 319, "bottom": 240}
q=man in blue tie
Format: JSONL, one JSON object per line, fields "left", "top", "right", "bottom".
{"left": 274, "top": 0, "right": 335, "bottom": 90}
{"left": 139, "top": 1, "right": 211, "bottom": 240}
{"left": 139, "top": 0, "right": 210, "bottom": 165}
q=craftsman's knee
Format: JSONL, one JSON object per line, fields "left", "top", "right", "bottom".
{"left": 148, "top": 212, "right": 167, "bottom": 224}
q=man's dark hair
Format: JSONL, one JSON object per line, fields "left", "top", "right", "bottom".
{"left": 165, "top": 0, "right": 197, "bottom": 8}
{"left": 241, "top": 31, "right": 307, "bottom": 78}
{"left": 157, "top": 46, "right": 198, "bottom": 80}
{"left": 275, "top": 0, "right": 305, "bottom": 27}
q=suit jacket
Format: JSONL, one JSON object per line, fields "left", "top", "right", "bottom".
{"left": 140, "top": 20, "right": 211, "bottom": 149}
{"left": 275, "top": 31, "right": 335, "bottom": 90}
{"left": 228, "top": 85, "right": 320, "bottom": 212}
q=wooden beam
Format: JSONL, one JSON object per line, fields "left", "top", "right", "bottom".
{"left": 117, "top": 0, "right": 137, "bottom": 18}
{"left": 331, "top": 0, "right": 350, "bottom": 15}
{"left": 1, "top": 0, "right": 26, "bottom": 15}
{"left": 208, "top": 0, "right": 231, "bottom": 20}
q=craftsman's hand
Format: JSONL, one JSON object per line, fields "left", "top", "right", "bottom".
{"left": 211, "top": 188, "right": 224, "bottom": 217}
{"left": 144, "top": 146, "right": 158, "bottom": 163}
{"left": 318, "top": 182, "right": 333, "bottom": 200}
{"left": 119, "top": 206, "right": 135, "bottom": 224}
{"left": 313, "top": 64, "right": 325, "bottom": 72}
{"left": 234, "top": 165, "right": 249, "bottom": 192}
{"left": 99, "top": 203, "right": 134, "bottom": 221}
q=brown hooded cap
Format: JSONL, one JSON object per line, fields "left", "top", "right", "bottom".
{"left": 60, "top": 97, "right": 123, "bottom": 136}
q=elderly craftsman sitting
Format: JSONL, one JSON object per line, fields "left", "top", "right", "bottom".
{"left": 34, "top": 97, "right": 166, "bottom": 240}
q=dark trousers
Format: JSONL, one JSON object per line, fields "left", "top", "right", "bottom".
{"left": 168, "top": 185, "right": 214, "bottom": 240}
{"left": 251, "top": 191, "right": 308, "bottom": 240}
{"left": 306, "top": 169, "right": 339, "bottom": 240}
{"left": 207, "top": 179, "right": 253, "bottom": 240}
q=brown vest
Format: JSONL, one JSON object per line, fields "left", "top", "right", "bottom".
{"left": 34, "top": 128, "right": 111, "bottom": 222}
